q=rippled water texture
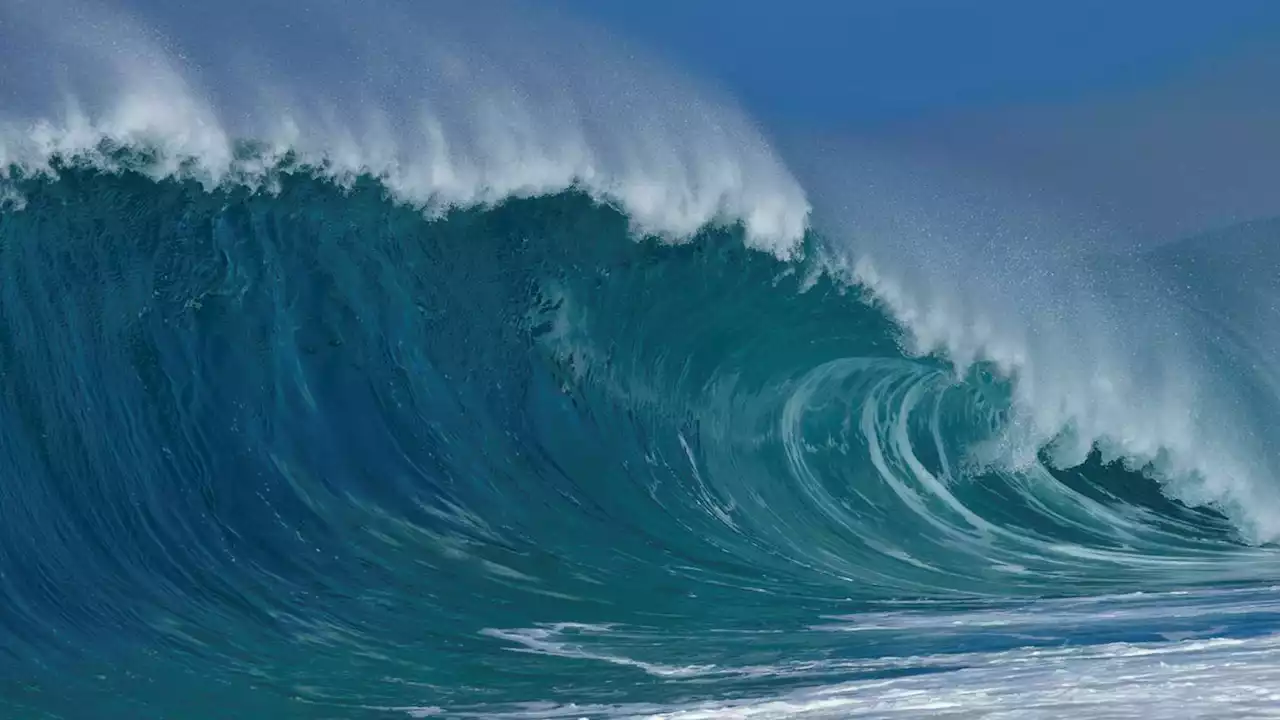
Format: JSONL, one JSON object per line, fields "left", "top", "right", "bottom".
{"left": 0, "top": 168, "right": 1275, "bottom": 718}
{"left": 4, "top": 1, "right": 1280, "bottom": 717}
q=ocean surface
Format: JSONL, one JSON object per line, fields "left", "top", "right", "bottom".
{"left": 3, "top": 2, "right": 1280, "bottom": 718}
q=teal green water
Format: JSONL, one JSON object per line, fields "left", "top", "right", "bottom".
{"left": 4, "top": 1, "right": 1280, "bottom": 716}
{"left": 1, "top": 166, "right": 1276, "bottom": 719}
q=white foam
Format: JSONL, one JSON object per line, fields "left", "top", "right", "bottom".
{"left": 0, "top": 0, "right": 810, "bottom": 257}
{"left": 480, "top": 624, "right": 719, "bottom": 679}
{"left": 847, "top": 255, "right": 1280, "bottom": 543}
{"left": 474, "top": 634, "right": 1280, "bottom": 719}
{"left": 453, "top": 594, "right": 1280, "bottom": 718}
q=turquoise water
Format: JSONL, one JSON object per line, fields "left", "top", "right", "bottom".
{"left": 1, "top": 165, "right": 1277, "bottom": 719}
{"left": 4, "top": 2, "right": 1280, "bottom": 718}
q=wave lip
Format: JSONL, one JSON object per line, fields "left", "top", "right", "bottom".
{"left": 0, "top": 0, "right": 810, "bottom": 256}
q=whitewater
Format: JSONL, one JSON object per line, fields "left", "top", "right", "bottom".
{"left": 2, "top": 1, "right": 1280, "bottom": 718}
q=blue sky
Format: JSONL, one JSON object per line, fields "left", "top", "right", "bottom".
{"left": 554, "top": 1, "right": 1280, "bottom": 241}
{"left": 556, "top": 0, "right": 1280, "bottom": 126}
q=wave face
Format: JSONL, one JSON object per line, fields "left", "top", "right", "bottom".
{"left": 3, "top": 2, "right": 1280, "bottom": 719}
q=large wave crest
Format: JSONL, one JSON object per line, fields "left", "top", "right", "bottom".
{"left": 0, "top": 0, "right": 809, "bottom": 253}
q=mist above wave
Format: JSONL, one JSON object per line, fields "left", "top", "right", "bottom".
{"left": 0, "top": 0, "right": 809, "bottom": 255}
